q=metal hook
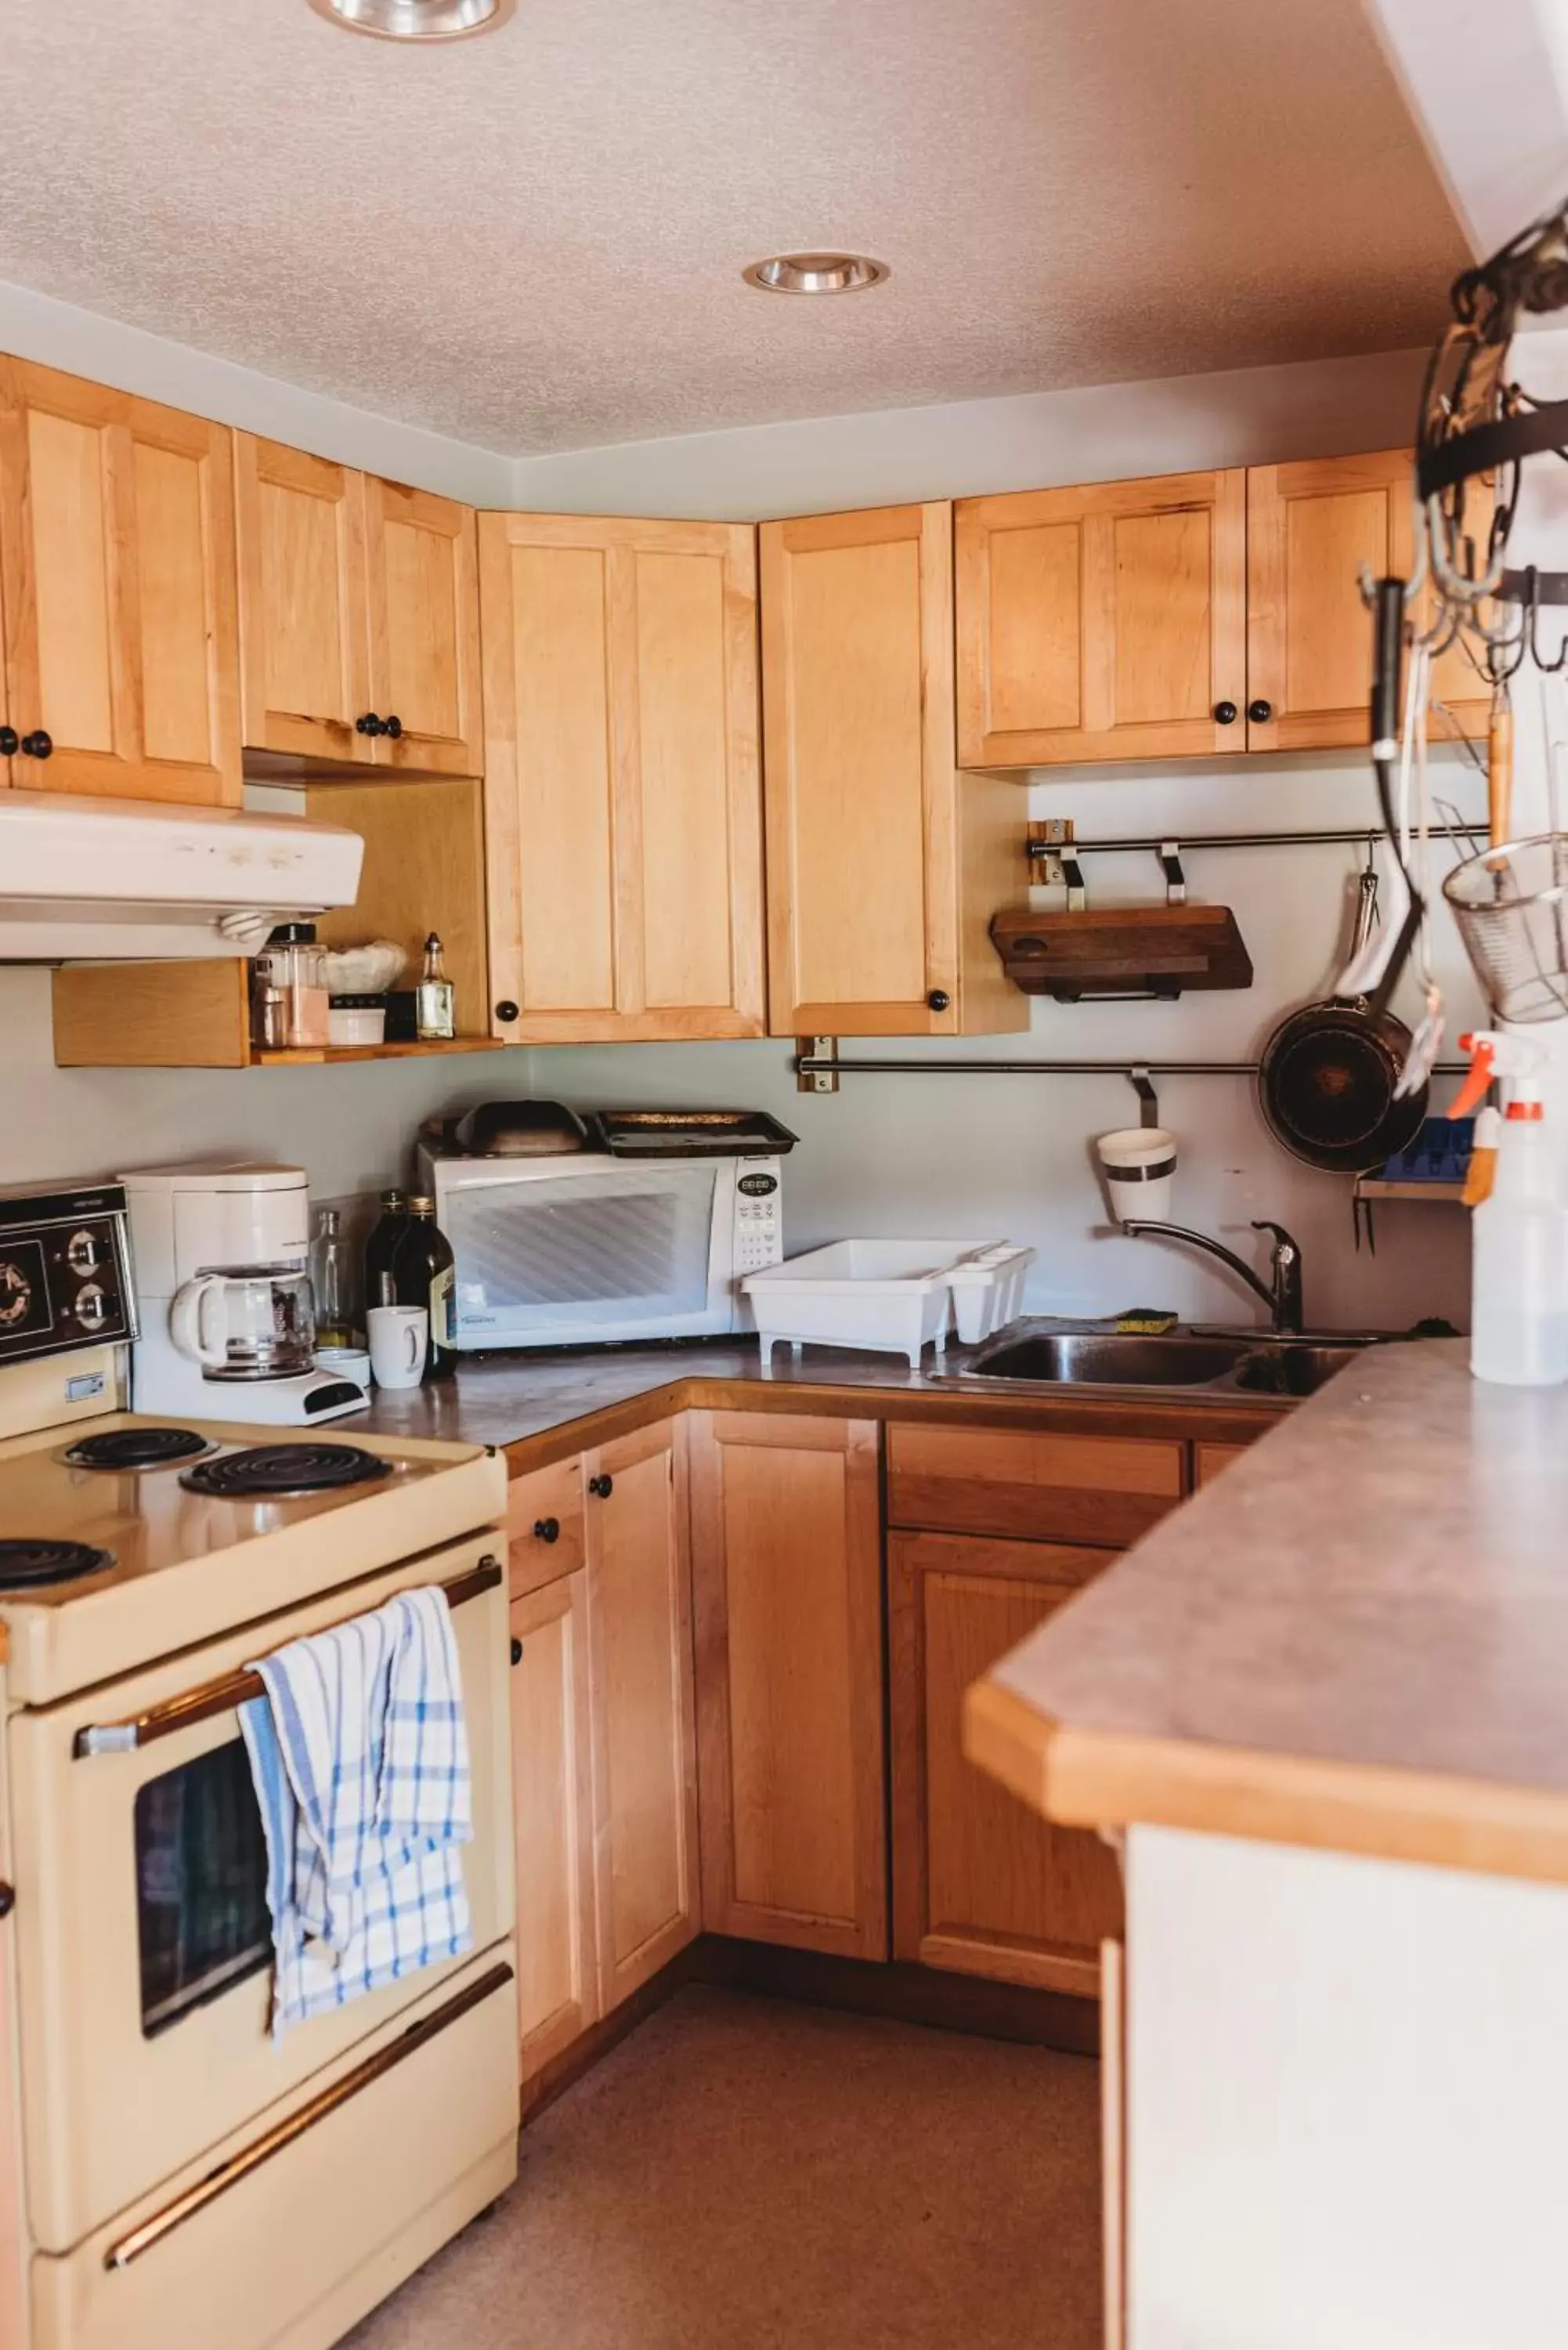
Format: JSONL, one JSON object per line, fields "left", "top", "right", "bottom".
{"left": 1127, "top": 1067, "right": 1159, "bottom": 1130}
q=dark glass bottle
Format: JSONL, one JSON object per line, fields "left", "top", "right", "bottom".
{"left": 363, "top": 1189, "right": 409, "bottom": 1314}
{"left": 393, "top": 1196, "right": 457, "bottom": 1382}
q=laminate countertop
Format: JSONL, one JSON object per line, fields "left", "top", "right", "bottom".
{"left": 966, "top": 1338, "right": 1568, "bottom": 1886}
{"left": 359, "top": 1335, "right": 1284, "bottom": 1470}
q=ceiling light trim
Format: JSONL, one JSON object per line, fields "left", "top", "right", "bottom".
{"left": 742, "top": 252, "right": 891, "bottom": 296}
{"left": 307, "top": 0, "right": 514, "bottom": 40}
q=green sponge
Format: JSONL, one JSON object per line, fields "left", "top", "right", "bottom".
{"left": 1114, "top": 1307, "right": 1179, "bottom": 1335}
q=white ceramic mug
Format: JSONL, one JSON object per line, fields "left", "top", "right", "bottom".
{"left": 1097, "top": 1126, "right": 1178, "bottom": 1224}
{"left": 367, "top": 1306, "right": 427, "bottom": 1390}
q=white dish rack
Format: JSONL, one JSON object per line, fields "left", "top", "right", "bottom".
{"left": 743, "top": 1238, "right": 1035, "bottom": 1369}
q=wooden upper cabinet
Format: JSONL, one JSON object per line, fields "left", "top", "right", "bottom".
{"left": 690, "top": 1411, "right": 887, "bottom": 1961}
{"left": 363, "top": 475, "right": 482, "bottom": 776}
{"left": 955, "top": 471, "right": 1248, "bottom": 768}
{"left": 761, "top": 502, "right": 1025, "bottom": 1038}
{"left": 235, "top": 436, "right": 481, "bottom": 775}
{"left": 479, "top": 512, "right": 764, "bottom": 1043}
{"left": 1246, "top": 447, "right": 1490, "bottom": 751}
{"left": 0, "top": 359, "right": 240, "bottom": 804}
{"left": 234, "top": 436, "right": 371, "bottom": 765}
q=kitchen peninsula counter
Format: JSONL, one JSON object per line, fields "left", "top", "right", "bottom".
{"left": 359, "top": 1334, "right": 1284, "bottom": 1470}
{"left": 967, "top": 1336, "right": 1568, "bottom": 1885}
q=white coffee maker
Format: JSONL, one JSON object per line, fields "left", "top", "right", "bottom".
{"left": 120, "top": 1160, "right": 367, "bottom": 1424}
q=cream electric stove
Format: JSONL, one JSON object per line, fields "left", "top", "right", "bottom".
{"left": 0, "top": 1184, "right": 518, "bottom": 2350}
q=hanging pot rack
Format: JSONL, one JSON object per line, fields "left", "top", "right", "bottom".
{"left": 1024, "top": 819, "right": 1486, "bottom": 909}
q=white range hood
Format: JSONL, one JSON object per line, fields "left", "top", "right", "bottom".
{"left": 0, "top": 792, "right": 364, "bottom": 960}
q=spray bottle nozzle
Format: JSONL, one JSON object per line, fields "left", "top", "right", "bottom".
{"left": 1450, "top": 1029, "right": 1545, "bottom": 1121}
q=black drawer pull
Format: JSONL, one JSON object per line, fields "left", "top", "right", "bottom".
{"left": 20, "top": 729, "right": 52, "bottom": 759}
{"left": 587, "top": 1473, "right": 613, "bottom": 1499}
{"left": 510, "top": 1637, "right": 523, "bottom": 1667}
{"left": 533, "top": 1517, "right": 560, "bottom": 1543}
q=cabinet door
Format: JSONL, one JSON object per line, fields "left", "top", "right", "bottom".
{"left": 1246, "top": 448, "right": 1489, "bottom": 750}
{"left": 0, "top": 359, "right": 240, "bottom": 804}
{"left": 690, "top": 1412, "right": 887, "bottom": 1960}
{"left": 763, "top": 502, "right": 1014, "bottom": 1038}
{"left": 479, "top": 512, "right": 764, "bottom": 1043}
{"left": 510, "top": 1572, "right": 599, "bottom": 2081}
{"left": 234, "top": 435, "right": 373, "bottom": 765}
{"left": 364, "top": 475, "right": 482, "bottom": 777}
{"left": 890, "top": 1529, "right": 1124, "bottom": 1994}
{"left": 954, "top": 471, "right": 1247, "bottom": 768}
{"left": 583, "top": 1418, "right": 700, "bottom": 2010}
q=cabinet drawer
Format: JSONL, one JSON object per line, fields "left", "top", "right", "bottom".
{"left": 1195, "top": 1441, "right": 1252, "bottom": 1486}
{"left": 507, "top": 1455, "right": 586, "bottom": 1594}
{"left": 887, "top": 1424, "right": 1185, "bottom": 1546}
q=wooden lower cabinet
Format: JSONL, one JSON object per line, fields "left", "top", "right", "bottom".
{"left": 583, "top": 1419, "right": 701, "bottom": 2009}
{"left": 689, "top": 1412, "right": 887, "bottom": 1959}
{"left": 1195, "top": 1441, "right": 1250, "bottom": 1485}
{"left": 889, "top": 1529, "right": 1125, "bottom": 1994}
{"left": 509, "top": 1571, "right": 599, "bottom": 2081}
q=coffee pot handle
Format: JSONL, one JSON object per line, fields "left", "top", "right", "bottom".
{"left": 168, "top": 1275, "right": 229, "bottom": 1369}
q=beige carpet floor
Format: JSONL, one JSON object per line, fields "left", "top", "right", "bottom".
{"left": 344, "top": 1985, "right": 1103, "bottom": 2350}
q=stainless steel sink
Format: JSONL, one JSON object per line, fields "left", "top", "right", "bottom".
{"left": 961, "top": 1332, "right": 1252, "bottom": 1386}
{"left": 952, "top": 1322, "right": 1375, "bottom": 1396}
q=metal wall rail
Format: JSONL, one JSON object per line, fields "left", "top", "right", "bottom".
{"left": 1025, "top": 823, "right": 1484, "bottom": 861}
{"left": 792, "top": 1053, "right": 1467, "bottom": 1079}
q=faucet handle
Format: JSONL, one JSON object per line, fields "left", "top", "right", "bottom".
{"left": 1250, "top": 1219, "right": 1299, "bottom": 1256}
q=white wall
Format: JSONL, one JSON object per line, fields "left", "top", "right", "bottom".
{"left": 533, "top": 754, "right": 1485, "bottom": 1336}
{"left": 0, "top": 287, "right": 1488, "bottom": 1332}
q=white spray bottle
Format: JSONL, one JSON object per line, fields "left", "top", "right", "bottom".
{"left": 1450, "top": 1031, "right": 1568, "bottom": 1386}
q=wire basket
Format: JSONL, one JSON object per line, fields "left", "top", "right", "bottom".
{"left": 1443, "top": 833, "right": 1568, "bottom": 1023}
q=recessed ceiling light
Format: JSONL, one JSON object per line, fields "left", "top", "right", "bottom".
{"left": 308, "top": 0, "right": 513, "bottom": 38}
{"left": 742, "top": 253, "right": 891, "bottom": 296}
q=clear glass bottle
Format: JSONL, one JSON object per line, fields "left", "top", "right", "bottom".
{"left": 392, "top": 1197, "right": 457, "bottom": 1381}
{"left": 416, "top": 932, "right": 456, "bottom": 1041}
{"left": 309, "top": 1206, "right": 359, "bottom": 1347}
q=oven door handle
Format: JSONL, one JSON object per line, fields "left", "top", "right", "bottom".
{"left": 101, "top": 1958, "right": 515, "bottom": 2272}
{"left": 73, "top": 1554, "right": 503, "bottom": 1757}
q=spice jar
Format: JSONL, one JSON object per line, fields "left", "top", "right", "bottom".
{"left": 252, "top": 923, "right": 331, "bottom": 1050}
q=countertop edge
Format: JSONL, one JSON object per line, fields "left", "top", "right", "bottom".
{"left": 496, "top": 1368, "right": 1286, "bottom": 1473}
{"left": 963, "top": 1679, "right": 1568, "bottom": 1888}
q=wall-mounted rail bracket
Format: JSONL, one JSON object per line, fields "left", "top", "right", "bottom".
{"left": 1028, "top": 817, "right": 1086, "bottom": 908}
{"left": 1127, "top": 1066, "right": 1159, "bottom": 1128}
{"left": 1158, "top": 841, "right": 1187, "bottom": 906}
{"left": 796, "top": 1037, "right": 840, "bottom": 1095}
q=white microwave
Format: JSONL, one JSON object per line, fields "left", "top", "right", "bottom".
{"left": 418, "top": 1148, "right": 785, "bottom": 1349}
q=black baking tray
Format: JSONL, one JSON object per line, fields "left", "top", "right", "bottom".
{"left": 589, "top": 1109, "right": 798, "bottom": 1158}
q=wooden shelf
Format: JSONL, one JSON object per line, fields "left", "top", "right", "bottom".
{"left": 251, "top": 1036, "right": 508, "bottom": 1065}
{"left": 1354, "top": 1178, "right": 1467, "bottom": 1203}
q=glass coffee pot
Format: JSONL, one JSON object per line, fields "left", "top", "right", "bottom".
{"left": 167, "top": 1263, "right": 316, "bottom": 1381}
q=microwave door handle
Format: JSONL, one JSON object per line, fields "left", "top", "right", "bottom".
{"left": 73, "top": 1555, "right": 503, "bottom": 1757}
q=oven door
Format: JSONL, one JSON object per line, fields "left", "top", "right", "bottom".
{"left": 9, "top": 1535, "right": 513, "bottom": 2254}
{"left": 439, "top": 1158, "right": 737, "bottom": 1345}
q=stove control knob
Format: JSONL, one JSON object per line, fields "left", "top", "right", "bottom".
{"left": 66, "top": 1229, "right": 102, "bottom": 1274}
{"left": 74, "top": 1284, "right": 108, "bottom": 1329}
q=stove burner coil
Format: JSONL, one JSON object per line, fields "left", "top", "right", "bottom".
{"left": 0, "top": 1538, "right": 114, "bottom": 1588}
{"left": 179, "top": 1443, "right": 394, "bottom": 1499}
{"left": 63, "top": 1426, "right": 212, "bottom": 1471}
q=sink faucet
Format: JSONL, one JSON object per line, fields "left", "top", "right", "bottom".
{"left": 1118, "top": 1218, "right": 1305, "bottom": 1335}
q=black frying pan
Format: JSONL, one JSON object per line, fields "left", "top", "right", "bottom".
{"left": 1258, "top": 863, "right": 1428, "bottom": 1173}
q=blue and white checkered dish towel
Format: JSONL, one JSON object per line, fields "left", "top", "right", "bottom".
{"left": 238, "top": 1586, "right": 474, "bottom": 2041}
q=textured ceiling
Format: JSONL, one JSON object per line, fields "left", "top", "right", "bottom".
{"left": 0, "top": 0, "right": 1465, "bottom": 456}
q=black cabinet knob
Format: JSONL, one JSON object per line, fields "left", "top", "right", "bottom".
{"left": 0, "top": 727, "right": 17, "bottom": 757}
{"left": 510, "top": 1637, "right": 523, "bottom": 1667}
{"left": 1248, "top": 699, "right": 1274, "bottom": 725}
{"left": 494, "top": 1000, "right": 519, "bottom": 1024}
{"left": 382, "top": 714, "right": 403, "bottom": 739}
{"left": 0, "top": 1883, "right": 14, "bottom": 1919}
{"left": 20, "top": 730, "right": 52, "bottom": 759}
{"left": 356, "top": 712, "right": 385, "bottom": 736}
{"left": 1213, "top": 700, "right": 1238, "bottom": 725}
{"left": 533, "top": 1517, "right": 560, "bottom": 1544}
{"left": 587, "top": 1473, "right": 613, "bottom": 1499}
{"left": 927, "top": 989, "right": 952, "bottom": 1012}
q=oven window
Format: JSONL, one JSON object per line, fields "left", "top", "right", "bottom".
{"left": 134, "top": 1741, "right": 273, "bottom": 2037}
